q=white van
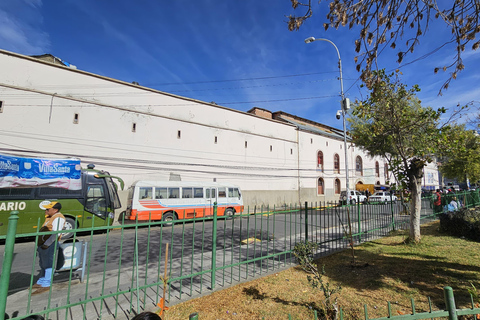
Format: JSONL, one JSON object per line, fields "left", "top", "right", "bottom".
{"left": 124, "top": 181, "right": 244, "bottom": 222}
{"left": 340, "top": 190, "right": 367, "bottom": 205}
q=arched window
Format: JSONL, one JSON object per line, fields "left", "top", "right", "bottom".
{"left": 335, "top": 178, "right": 341, "bottom": 194}
{"left": 317, "top": 178, "right": 324, "bottom": 195}
{"left": 356, "top": 156, "right": 363, "bottom": 176}
{"left": 334, "top": 154, "right": 340, "bottom": 174}
{"left": 375, "top": 161, "right": 380, "bottom": 177}
{"left": 317, "top": 151, "right": 324, "bottom": 172}
{"left": 384, "top": 163, "right": 389, "bottom": 179}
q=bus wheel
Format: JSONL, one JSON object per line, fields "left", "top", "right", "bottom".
{"left": 162, "top": 212, "right": 175, "bottom": 226}
{"left": 61, "top": 217, "right": 77, "bottom": 239}
{"left": 225, "top": 208, "right": 234, "bottom": 219}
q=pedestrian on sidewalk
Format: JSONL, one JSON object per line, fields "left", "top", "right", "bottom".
{"left": 434, "top": 189, "right": 442, "bottom": 214}
{"left": 32, "top": 201, "right": 65, "bottom": 295}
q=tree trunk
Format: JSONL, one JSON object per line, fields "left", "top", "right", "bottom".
{"left": 408, "top": 158, "right": 424, "bottom": 243}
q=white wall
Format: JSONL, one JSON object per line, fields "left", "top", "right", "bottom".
{"left": 0, "top": 50, "right": 439, "bottom": 212}
{"left": 0, "top": 50, "right": 301, "bottom": 209}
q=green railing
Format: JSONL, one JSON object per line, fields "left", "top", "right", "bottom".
{"left": 364, "top": 286, "right": 480, "bottom": 320}
{"left": 1, "top": 190, "right": 479, "bottom": 319}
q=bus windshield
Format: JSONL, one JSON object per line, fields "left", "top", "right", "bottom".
{"left": 105, "top": 177, "right": 122, "bottom": 209}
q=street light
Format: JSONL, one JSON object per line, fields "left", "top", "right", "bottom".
{"left": 305, "top": 36, "right": 351, "bottom": 204}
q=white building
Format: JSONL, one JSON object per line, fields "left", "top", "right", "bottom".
{"left": 0, "top": 49, "right": 440, "bottom": 213}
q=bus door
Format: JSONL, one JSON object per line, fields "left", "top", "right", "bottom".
{"left": 84, "top": 184, "right": 108, "bottom": 222}
{"left": 205, "top": 187, "right": 217, "bottom": 216}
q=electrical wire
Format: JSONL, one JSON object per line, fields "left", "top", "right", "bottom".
{"left": 0, "top": 127, "right": 390, "bottom": 175}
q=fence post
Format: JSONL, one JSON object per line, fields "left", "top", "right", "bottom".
{"left": 304, "top": 202, "right": 308, "bottom": 243}
{"left": 357, "top": 202, "right": 362, "bottom": 242}
{"left": 444, "top": 286, "right": 458, "bottom": 320}
{"left": 0, "top": 211, "right": 19, "bottom": 320}
{"left": 210, "top": 202, "right": 218, "bottom": 289}
{"left": 391, "top": 197, "right": 395, "bottom": 231}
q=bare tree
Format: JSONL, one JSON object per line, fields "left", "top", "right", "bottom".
{"left": 287, "top": 0, "right": 480, "bottom": 93}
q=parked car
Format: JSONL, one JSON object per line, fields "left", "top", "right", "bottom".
{"left": 340, "top": 190, "right": 367, "bottom": 205}
{"left": 368, "top": 191, "right": 397, "bottom": 203}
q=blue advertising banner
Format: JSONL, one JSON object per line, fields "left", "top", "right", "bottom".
{"left": 0, "top": 154, "right": 82, "bottom": 190}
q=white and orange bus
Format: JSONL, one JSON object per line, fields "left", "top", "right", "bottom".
{"left": 124, "top": 181, "right": 244, "bottom": 222}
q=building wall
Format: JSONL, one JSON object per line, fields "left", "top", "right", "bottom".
{"left": 0, "top": 49, "right": 439, "bottom": 217}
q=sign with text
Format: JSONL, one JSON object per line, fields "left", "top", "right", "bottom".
{"left": 0, "top": 153, "right": 81, "bottom": 190}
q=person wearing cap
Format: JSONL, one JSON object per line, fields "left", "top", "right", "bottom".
{"left": 32, "top": 201, "right": 65, "bottom": 294}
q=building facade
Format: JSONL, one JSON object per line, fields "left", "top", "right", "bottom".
{"left": 0, "top": 49, "right": 440, "bottom": 215}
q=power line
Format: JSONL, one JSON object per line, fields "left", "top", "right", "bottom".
{"left": 22, "top": 71, "right": 341, "bottom": 90}
{"left": 0, "top": 144, "right": 389, "bottom": 179}
{"left": 2, "top": 95, "right": 340, "bottom": 106}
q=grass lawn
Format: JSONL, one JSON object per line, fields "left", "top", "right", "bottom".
{"left": 164, "top": 221, "right": 480, "bottom": 319}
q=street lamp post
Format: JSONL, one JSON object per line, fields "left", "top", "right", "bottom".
{"left": 305, "top": 37, "right": 350, "bottom": 204}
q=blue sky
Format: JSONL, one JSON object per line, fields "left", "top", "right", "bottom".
{"left": 1, "top": 0, "right": 479, "bottom": 129}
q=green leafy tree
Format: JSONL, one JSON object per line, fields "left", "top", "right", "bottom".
{"left": 286, "top": 0, "right": 480, "bottom": 92}
{"left": 438, "top": 125, "right": 480, "bottom": 185}
{"left": 348, "top": 70, "right": 444, "bottom": 243}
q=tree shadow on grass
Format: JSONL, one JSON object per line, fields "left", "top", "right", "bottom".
{"left": 311, "top": 223, "right": 480, "bottom": 311}
{"left": 242, "top": 285, "right": 326, "bottom": 318}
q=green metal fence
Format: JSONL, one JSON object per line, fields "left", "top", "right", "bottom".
{"left": 1, "top": 191, "right": 479, "bottom": 319}
{"left": 363, "top": 286, "right": 480, "bottom": 320}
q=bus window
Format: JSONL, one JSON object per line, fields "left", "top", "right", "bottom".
{"left": 206, "top": 188, "right": 216, "bottom": 198}
{"left": 229, "top": 188, "right": 240, "bottom": 199}
{"left": 87, "top": 185, "right": 104, "bottom": 198}
{"left": 37, "top": 187, "right": 82, "bottom": 199}
{"left": 169, "top": 188, "right": 179, "bottom": 199}
{"left": 182, "top": 188, "right": 193, "bottom": 198}
{"left": 155, "top": 187, "right": 167, "bottom": 199}
{"left": 139, "top": 187, "right": 153, "bottom": 199}
{"left": 218, "top": 187, "right": 226, "bottom": 198}
{"left": 194, "top": 188, "right": 203, "bottom": 198}
{"left": 0, "top": 188, "right": 34, "bottom": 199}
{"left": 85, "top": 185, "right": 107, "bottom": 216}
